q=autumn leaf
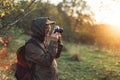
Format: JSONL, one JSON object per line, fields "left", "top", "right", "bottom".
{"left": 19, "top": 9, "right": 24, "bottom": 12}
{"left": 1, "top": 12, "right": 5, "bottom": 17}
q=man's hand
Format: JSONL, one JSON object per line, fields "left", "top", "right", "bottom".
{"left": 50, "top": 31, "right": 61, "bottom": 42}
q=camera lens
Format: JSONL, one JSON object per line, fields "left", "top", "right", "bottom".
{"left": 53, "top": 25, "right": 63, "bottom": 34}
{"left": 54, "top": 25, "right": 60, "bottom": 30}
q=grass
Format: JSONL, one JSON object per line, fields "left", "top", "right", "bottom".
{"left": 57, "top": 42, "right": 120, "bottom": 80}
{"left": 1, "top": 34, "right": 120, "bottom": 80}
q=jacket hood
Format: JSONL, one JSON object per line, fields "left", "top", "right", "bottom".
{"left": 31, "top": 17, "right": 55, "bottom": 42}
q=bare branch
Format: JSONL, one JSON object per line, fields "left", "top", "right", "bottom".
{"left": 9, "top": 10, "right": 33, "bottom": 26}
{"left": 8, "top": 0, "right": 36, "bottom": 26}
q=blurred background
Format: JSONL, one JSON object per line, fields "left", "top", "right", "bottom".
{"left": 1, "top": 0, "right": 120, "bottom": 80}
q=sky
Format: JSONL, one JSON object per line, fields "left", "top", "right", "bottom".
{"left": 86, "top": 0, "right": 120, "bottom": 25}
{"left": 49, "top": 0, "right": 120, "bottom": 26}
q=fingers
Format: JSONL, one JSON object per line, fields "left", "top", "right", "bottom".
{"left": 50, "top": 32, "right": 61, "bottom": 41}
{"left": 52, "top": 30, "right": 55, "bottom": 34}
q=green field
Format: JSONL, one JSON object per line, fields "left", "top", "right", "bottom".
{"left": 57, "top": 42, "right": 120, "bottom": 80}
{"left": 1, "top": 35, "right": 120, "bottom": 80}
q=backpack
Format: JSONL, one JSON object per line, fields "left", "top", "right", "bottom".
{"left": 15, "top": 39, "right": 45, "bottom": 80}
{"left": 15, "top": 39, "right": 35, "bottom": 80}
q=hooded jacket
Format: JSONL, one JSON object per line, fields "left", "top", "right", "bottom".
{"left": 24, "top": 17, "right": 61, "bottom": 80}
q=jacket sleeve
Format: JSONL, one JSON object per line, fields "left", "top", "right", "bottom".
{"left": 55, "top": 41, "right": 63, "bottom": 58}
{"left": 25, "top": 41, "right": 57, "bottom": 67}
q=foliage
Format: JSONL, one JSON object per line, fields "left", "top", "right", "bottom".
{"left": 57, "top": 42, "right": 120, "bottom": 80}
{"left": 17, "top": 2, "right": 64, "bottom": 34}
{"left": 0, "top": 0, "right": 95, "bottom": 44}
{"left": 0, "top": 0, "right": 14, "bottom": 17}
{"left": 1, "top": 37, "right": 120, "bottom": 80}
{"left": 0, "top": 0, "right": 15, "bottom": 29}
{"left": 1, "top": 0, "right": 120, "bottom": 51}
{"left": 1, "top": 0, "right": 120, "bottom": 80}
{"left": 0, "top": 0, "right": 35, "bottom": 30}
{"left": 56, "top": 0, "right": 94, "bottom": 43}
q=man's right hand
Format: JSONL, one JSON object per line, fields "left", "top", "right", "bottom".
{"left": 50, "top": 31, "right": 61, "bottom": 42}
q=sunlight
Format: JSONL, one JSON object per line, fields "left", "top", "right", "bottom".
{"left": 102, "top": 6, "right": 120, "bottom": 30}
{"left": 109, "top": 25, "right": 120, "bottom": 35}
{"left": 105, "top": 14, "right": 120, "bottom": 34}
{"left": 105, "top": 9, "right": 120, "bottom": 34}
{"left": 86, "top": 0, "right": 120, "bottom": 34}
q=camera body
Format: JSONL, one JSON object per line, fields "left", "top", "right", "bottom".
{"left": 54, "top": 25, "right": 63, "bottom": 34}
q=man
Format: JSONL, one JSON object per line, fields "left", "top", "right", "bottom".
{"left": 24, "top": 17, "right": 63, "bottom": 80}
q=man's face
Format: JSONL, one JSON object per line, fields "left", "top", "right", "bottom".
{"left": 45, "top": 24, "right": 51, "bottom": 36}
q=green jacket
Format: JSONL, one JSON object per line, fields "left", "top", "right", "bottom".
{"left": 25, "top": 39, "right": 59, "bottom": 80}
{"left": 24, "top": 17, "right": 63, "bottom": 80}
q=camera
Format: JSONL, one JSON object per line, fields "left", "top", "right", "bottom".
{"left": 54, "top": 25, "right": 63, "bottom": 34}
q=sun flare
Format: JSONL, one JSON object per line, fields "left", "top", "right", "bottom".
{"left": 109, "top": 25, "right": 120, "bottom": 35}
{"left": 106, "top": 14, "right": 120, "bottom": 34}
{"left": 87, "top": 0, "right": 120, "bottom": 34}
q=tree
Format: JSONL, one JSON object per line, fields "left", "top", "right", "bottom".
{"left": 57, "top": 0, "right": 95, "bottom": 43}
{"left": 0, "top": 0, "right": 36, "bottom": 30}
{"left": 16, "top": 1, "right": 64, "bottom": 35}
